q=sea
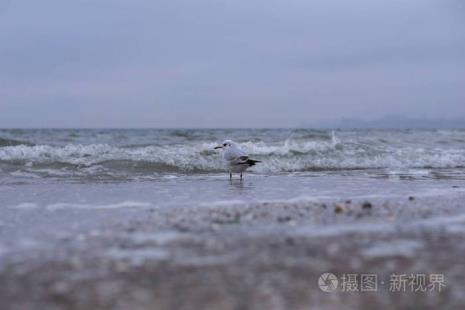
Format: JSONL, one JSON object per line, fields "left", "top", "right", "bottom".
{"left": 1, "top": 128, "right": 465, "bottom": 249}
{"left": 1, "top": 128, "right": 465, "bottom": 181}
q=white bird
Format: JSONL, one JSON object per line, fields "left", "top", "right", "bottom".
{"left": 214, "top": 140, "right": 261, "bottom": 180}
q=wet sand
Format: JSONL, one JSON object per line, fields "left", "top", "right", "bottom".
{"left": 1, "top": 185, "right": 465, "bottom": 309}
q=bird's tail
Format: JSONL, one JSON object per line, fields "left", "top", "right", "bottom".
{"left": 246, "top": 159, "right": 261, "bottom": 166}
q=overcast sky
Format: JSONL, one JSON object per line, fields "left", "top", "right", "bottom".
{"left": 1, "top": 0, "right": 464, "bottom": 128}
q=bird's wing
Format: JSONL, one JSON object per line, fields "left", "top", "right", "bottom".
{"left": 224, "top": 147, "right": 247, "bottom": 161}
{"left": 229, "top": 155, "right": 249, "bottom": 165}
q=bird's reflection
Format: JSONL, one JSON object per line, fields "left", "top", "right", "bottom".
{"left": 228, "top": 179, "right": 254, "bottom": 193}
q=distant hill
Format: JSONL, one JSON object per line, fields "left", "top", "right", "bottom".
{"left": 304, "top": 116, "right": 465, "bottom": 129}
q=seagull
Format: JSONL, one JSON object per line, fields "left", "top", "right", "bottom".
{"left": 214, "top": 140, "right": 261, "bottom": 180}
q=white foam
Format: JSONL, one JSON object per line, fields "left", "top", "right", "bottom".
{"left": 296, "top": 212, "right": 465, "bottom": 238}
{"left": 445, "top": 224, "right": 465, "bottom": 234}
{"left": 46, "top": 201, "right": 152, "bottom": 211}
{"left": 362, "top": 240, "right": 424, "bottom": 258}
{"left": 9, "top": 202, "right": 39, "bottom": 209}
{"left": 10, "top": 170, "right": 40, "bottom": 178}
{"left": 1, "top": 137, "right": 465, "bottom": 174}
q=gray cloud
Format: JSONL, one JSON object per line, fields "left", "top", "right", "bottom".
{"left": 0, "top": 0, "right": 464, "bottom": 128}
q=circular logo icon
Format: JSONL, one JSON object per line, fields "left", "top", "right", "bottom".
{"left": 318, "top": 272, "right": 338, "bottom": 292}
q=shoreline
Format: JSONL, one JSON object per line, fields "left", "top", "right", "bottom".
{"left": 1, "top": 191, "right": 465, "bottom": 309}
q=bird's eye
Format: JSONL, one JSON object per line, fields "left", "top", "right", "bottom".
{"left": 223, "top": 143, "right": 227, "bottom": 146}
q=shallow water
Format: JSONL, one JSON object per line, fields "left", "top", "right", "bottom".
{"left": 3, "top": 174, "right": 464, "bottom": 210}
{"left": 1, "top": 174, "right": 464, "bottom": 254}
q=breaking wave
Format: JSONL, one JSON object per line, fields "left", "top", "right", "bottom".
{"left": 1, "top": 133, "right": 465, "bottom": 179}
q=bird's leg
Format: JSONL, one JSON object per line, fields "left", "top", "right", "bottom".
{"left": 229, "top": 172, "right": 232, "bottom": 180}
{"left": 240, "top": 172, "right": 242, "bottom": 180}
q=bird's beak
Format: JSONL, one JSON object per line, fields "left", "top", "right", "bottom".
{"left": 214, "top": 145, "right": 223, "bottom": 149}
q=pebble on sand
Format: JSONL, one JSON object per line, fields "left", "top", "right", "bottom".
{"left": 362, "top": 202, "right": 372, "bottom": 210}
{"left": 334, "top": 203, "right": 346, "bottom": 214}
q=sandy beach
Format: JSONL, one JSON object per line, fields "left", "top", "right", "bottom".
{"left": 1, "top": 175, "right": 464, "bottom": 309}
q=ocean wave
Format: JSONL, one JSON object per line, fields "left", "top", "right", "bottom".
{"left": 0, "top": 137, "right": 33, "bottom": 147}
{"left": 1, "top": 137, "right": 465, "bottom": 176}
